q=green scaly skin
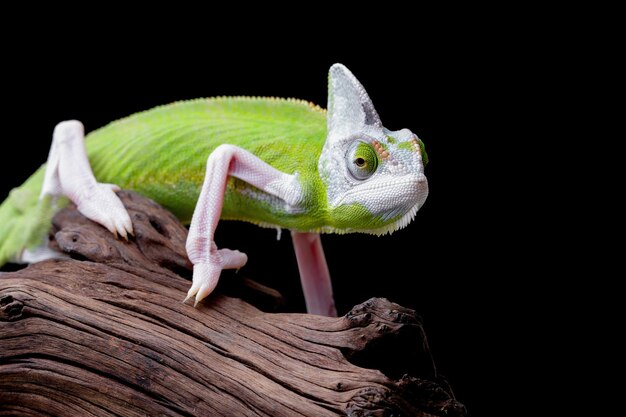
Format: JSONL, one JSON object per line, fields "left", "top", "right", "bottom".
{"left": 0, "top": 97, "right": 331, "bottom": 265}
{"left": 88, "top": 97, "right": 329, "bottom": 229}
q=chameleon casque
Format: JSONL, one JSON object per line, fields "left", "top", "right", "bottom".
{"left": 0, "top": 64, "right": 429, "bottom": 316}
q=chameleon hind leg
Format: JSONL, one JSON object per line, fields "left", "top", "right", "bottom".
{"left": 185, "top": 144, "right": 307, "bottom": 307}
{"left": 40, "top": 120, "right": 133, "bottom": 239}
{"left": 19, "top": 121, "right": 132, "bottom": 263}
{"left": 291, "top": 232, "right": 337, "bottom": 316}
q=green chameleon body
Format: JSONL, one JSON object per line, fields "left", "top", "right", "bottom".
{"left": 0, "top": 99, "right": 323, "bottom": 264}
{"left": 1, "top": 98, "right": 426, "bottom": 264}
{"left": 0, "top": 65, "right": 429, "bottom": 314}
{"left": 84, "top": 98, "right": 330, "bottom": 229}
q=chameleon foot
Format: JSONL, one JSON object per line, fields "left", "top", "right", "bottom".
{"left": 75, "top": 183, "right": 133, "bottom": 239}
{"left": 184, "top": 248, "right": 248, "bottom": 306}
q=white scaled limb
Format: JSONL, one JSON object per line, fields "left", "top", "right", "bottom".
{"left": 41, "top": 120, "right": 133, "bottom": 239}
{"left": 185, "top": 144, "right": 303, "bottom": 306}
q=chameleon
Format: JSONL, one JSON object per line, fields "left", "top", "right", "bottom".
{"left": 0, "top": 64, "right": 429, "bottom": 316}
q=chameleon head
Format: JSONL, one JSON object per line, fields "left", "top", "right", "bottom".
{"left": 318, "top": 64, "right": 429, "bottom": 235}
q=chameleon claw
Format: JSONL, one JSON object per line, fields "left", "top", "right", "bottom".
{"left": 184, "top": 283, "right": 199, "bottom": 305}
{"left": 121, "top": 216, "right": 134, "bottom": 238}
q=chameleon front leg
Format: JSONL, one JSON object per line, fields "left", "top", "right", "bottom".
{"left": 185, "top": 144, "right": 302, "bottom": 305}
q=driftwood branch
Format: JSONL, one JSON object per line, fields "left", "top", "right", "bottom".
{"left": 0, "top": 191, "right": 465, "bottom": 416}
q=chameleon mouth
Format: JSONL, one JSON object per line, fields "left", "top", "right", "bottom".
{"left": 323, "top": 173, "right": 428, "bottom": 236}
{"left": 364, "top": 175, "right": 428, "bottom": 235}
{"left": 333, "top": 175, "right": 427, "bottom": 208}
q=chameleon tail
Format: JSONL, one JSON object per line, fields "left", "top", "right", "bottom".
{"left": 0, "top": 167, "right": 60, "bottom": 266}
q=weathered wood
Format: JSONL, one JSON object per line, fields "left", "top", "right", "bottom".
{"left": 0, "top": 191, "right": 465, "bottom": 416}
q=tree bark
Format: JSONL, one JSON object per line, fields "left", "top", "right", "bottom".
{"left": 0, "top": 191, "right": 466, "bottom": 416}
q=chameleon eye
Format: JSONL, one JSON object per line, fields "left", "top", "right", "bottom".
{"left": 347, "top": 142, "right": 378, "bottom": 180}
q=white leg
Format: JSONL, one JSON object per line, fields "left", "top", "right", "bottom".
{"left": 41, "top": 120, "right": 133, "bottom": 239}
{"left": 291, "top": 232, "right": 337, "bottom": 316}
{"left": 185, "top": 144, "right": 302, "bottom": 305}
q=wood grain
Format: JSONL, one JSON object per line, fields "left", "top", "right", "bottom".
{"left": 0, "top": 191, "right": 465, "bottom": 416}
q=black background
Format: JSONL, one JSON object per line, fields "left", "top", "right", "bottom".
{"left": 1, "top": 36, "right": 539, "bottom": 415}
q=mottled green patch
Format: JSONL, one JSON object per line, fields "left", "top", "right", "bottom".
{"left": 331, "top": 203, "right": 386, "bottom": 230}
{"left": 386, "top": 135, "right": 396, "bottom": 144}
{"left": 396, "top": 139, "right": 428, "bottom": 165}
{"left": 397, "top": 141, "right": 414, "bottom": 151}
{"left": 417, "top": 139, "right": 429, "bottom": 166}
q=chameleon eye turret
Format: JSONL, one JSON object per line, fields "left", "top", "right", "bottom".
{"left": 347, "top": 141, "right": 378, "bottom": 180}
